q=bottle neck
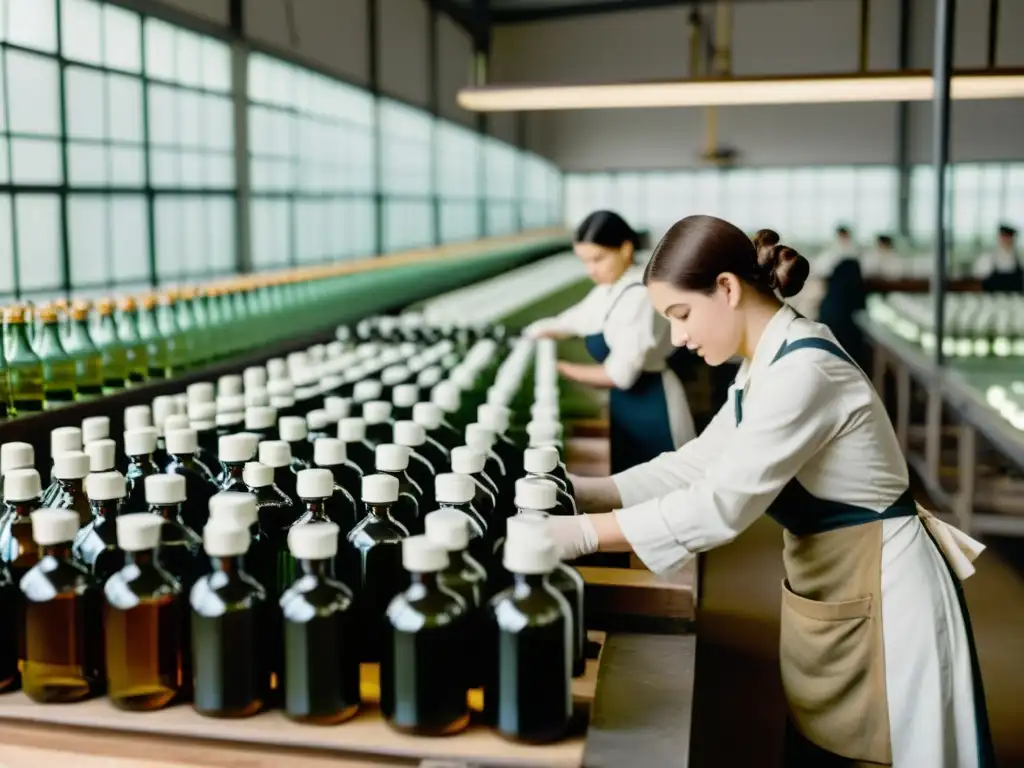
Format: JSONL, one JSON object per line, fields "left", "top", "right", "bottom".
{"left": 98, "top": 312, "right": 118, "bottom": 338}
{"left": 512, "top": 572, "right": 547, "bottom": 591}
{"left": 6, "top": 322, "right": 36, "bottom": 358}
{"left": 212, "top": 555, "right": 243, "bottom": 576}
{"left": 225, "top": 461, "right": 246, "bottom": 479}
{"left": 170, "top": 452, "right": 195, "bottom": 467}
{"left": 37, "top": 321, "right": 65, "bottom": 353}
{"left": 125, "top": 548, "right": 157, "bottom": 568}
{"left": 39, "top": 542, "right": 73, "bottom": 559}
{"left": 118, "top": 309, "right": 141, "bottom": 338}
{"left": 365, "top": 501, "right": 395, "bottom": 520}
{"left": 302, "top": 498, "right": 330, "bottom": 521}
{"left": 128, "top": 453, "right": 155, "bottom": 469}
{"left": 409, "top": 570, "right": 440, "bottom": 589}
{"left": 68, "top": 318, "right": 94, "bottom": 346}
{"left": 5, "top": 500, "right": 37, "bottom": 520}
{"left": 298, "top": 557, "right": 332, "bottom": 578}
{"left": 90, "top": 498, "right": 121, "bottom": 519}
{"left": 149, "top": 503, "right": 179, "bottom": 521}
{"left": 57, "top": 477, "right": 85, "bottom": 495}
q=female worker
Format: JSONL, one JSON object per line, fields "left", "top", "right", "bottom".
{"left": 547, "top": 215, "right": 993, "bottom": 767}
{"left": 525, "top": 210, "right": 695, "bottom": 473}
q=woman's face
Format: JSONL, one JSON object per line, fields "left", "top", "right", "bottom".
{"left": 647, "top": 275, "right": 744, "bottom": 366}
{"left": 574, "top": 242, "right": 631, "bottom": 285}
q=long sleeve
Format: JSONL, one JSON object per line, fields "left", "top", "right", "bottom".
{"left": 615, "top": 359, "right": 842, "bottom": 574}
{"left": 600, "top": 287, "right": 662, "bottom": 390}
{"left": 523, "top": 288, "right": 605, "bottom": 340}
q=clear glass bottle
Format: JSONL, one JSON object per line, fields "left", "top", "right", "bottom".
{"left": 145, "top": 474, "right": 205, "bottom": 591}
{"left": 4, "top": 305, "right": 45, "bottom": 416}
{"left": 124, "top": 428, "right": 161, "bottom": 513}
{"left": 116, "top": 296, "right": 149, "bottom": 385}
{"left": 92, "top": 298, "right": 128, "bottom": 395}
{"left": 73, "top": 471, "right": 125, "bottom": 585}
{"left": 104, "top": 514, "right": 187, "bottom": 710}
{"left": 137, "top": 294, "right": 169, "bottom": 380}
{"left": 48, "top": 451, "right": 93, "bottom": 528}
{"left": 63, "top": 302, "right": 103, "bottom": 400}
{"left": 21, "top": 508, "right": 105, "bottom": 703}
{"left": 156, "top": 292, "right": 185, "bottom": 375}
{"left": 280, "top": 522, "right": 360, "bottom": 724}
{"left": 0, "top": 469, "right": 44, "bottom": 584}
{"left": 218, "top": 434, "right": 255, "bottom": 493}
{"left": 0, "top": 442, "right": 34, "bottom": 509}
{"left": 41, "top": 426, "right": 83, "bottom": 506}
{"left": 381, "top": 536, "right": 470, "bottom": 736}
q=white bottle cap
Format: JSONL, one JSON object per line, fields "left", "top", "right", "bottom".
{"left": 81, "top": 416, "right": 110, "bottom": 444}
{"left": 51, "top": 426, "right": 83, "bottom": 456}
{"left": 244, "top": 388, "right": 270, "bottom": 408}
{"left": 189, "top": 402, "right": 217, "bottom": 424}
{"left": 434, "top": 473, "right": 475, "bottom": 505}
{"left": 258, "top": 440, "right": 292, "bottom": 468}
{"left": 165, "top": 428, "right": 198, "bottom": 456}
{"left": 164, "top": 414, "right": 191, "bottom": 433}
{"left": 402, "top": 535, "right": 448, "bottom": 572}
{"left": 324, "top": 396, "right": 351, "bottom": 421}
{"left": 86, "top": 439, "right": 117, "bottom": 473}
{"left": 124, "top": 428, "right": 158, "bottom": 458}
{"left": 4, "top": 468, "right": 41, "bottom": 502}
{"left": 0, "top": 442, "right": 34, "bottom": 476}
{"left": 338, "top": 417, "right": 366, "bottom": 443}
{"left": 216, "top": 394, "right": 245, "bottom": 415}
{"left": 243, "top": 461, "right": 273, "bottom": 488}
{"left": 297, "top": 468, "right": 334, "bottom": 499}
{"left": 116, "top": 513, "right": 164, "bottom": 552}
{"left": 393, "top": 421, "right": 425, "bottom": 448}
{"left": 526, "top": 420, "right": 563, "bottom": 444}
{"left": 452, "top": 367, "right": 477, "bottom": 391}
{"left": 278, "top": 416, "right": 308, "bottom": 443}
{"left": 145, "top": 474, "right": 186, "bottom": 505}
{"left": 417, "top": 366, "right": 443, "bottom": 388}
{"left": 375, "top": 443, "right": 409, "bottom": 472}
{"left": 503, "top": 533, "right": 558, "bottom": 575}
{"left": 486, "top": 385, "right": 511, "bottom": 407}
{"left": 424, "top": 508, "right": 472, "bottom": 551}
{"left": 465, "top": 423, "right": 496, "bottom": 452}
{"left": 173, "top": 394, "right": 189, "bottom": 415}
{"left": 381, "top": 366, "right": 409, "bottom": 387}
{"left": 87, "top": 471, "right": 126, "bottom": 501}
{"left": 524, "top": 446, "right": 559, "bottom": 474}
{"left": 218, "top": 374, "right": 243, "bottom": 397}
{"left": 152, "top": 395, "right": 176, "bottom": 433}
{"left": 244, "top": 366, "right": 268, "bottom": 391}
{"left": 187, "top": 382, "right": 215, "bottom": 404}
{"left": 288, "top": 522, "right": 340, "bottom": 560}
{"left": 208, "top": 491, "right": 258, "bottom": 528}
{"left": 216, "top": 412, "right": 245, "bottom": 429}
{"left": 515, "top": 477, "right": 558, "bottom": 511}
{"left": 362, "top": 401, "right": 392, "bottom": 425}
{"left": 450, "top": 446, "right": 485, "bottom": 475}
{"left": 353, "top": 380, "right": 383, "bottom": 403}
{"left": 314, "top": 438, "right": 347, "bottom": 467}
{"left": 236, "top": 432, "right": 260, "bottom": 458}
{"left": 412, "top": 402, "right": 442, "bottom": 430}
{"left": 432, "top": 382, "right": 461, "bottom": 413}
{"left": 53, "top": 451, "right": 90, "bottom": 481}
{"left": 203, "top": 522, "right": 250, "bottom": 557}
{"left": 245, "top": 405, "right": 277, "bottom": 430}
{"left": 271, "top": 395, "right": 296, "bottom": 410}
{"left": 362, "top": 473, "right": 399, "bottom": 503}
{"left": 267, "top": 357, "right": 288, "bottom": 379}
{"left": 219, "top": 433, "right": 255, "bottom": 464}
{"left": 306, "top": 409, "right": 331, "bottom": 431}
{"left": 124, "top": 404, "right": 153, "bottom": 431}
{"left": 478, "top": 404, "right": 511, "bottom": 434}
{"left": 30, "top": 508, "right": 80, "bottom": 546}
{"left": 392, "top": 384, "right": 419, "bottom": 409}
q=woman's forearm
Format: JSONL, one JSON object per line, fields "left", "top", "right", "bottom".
{"left": 572, "top": 474, "right": 622, "bottom": 514}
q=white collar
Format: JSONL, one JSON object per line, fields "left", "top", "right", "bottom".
{"left": 733, "top": 304, "right": 799, "bottom": 391}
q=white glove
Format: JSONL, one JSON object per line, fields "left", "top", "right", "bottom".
{"left": 546, "top": 515, "right": 600, "bottom": 562}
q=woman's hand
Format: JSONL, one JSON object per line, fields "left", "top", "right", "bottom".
{"left": 546, "top": 513, "right": 632, "bottom": 561}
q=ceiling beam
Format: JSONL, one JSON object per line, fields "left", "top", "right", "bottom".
{"left": 429, "top": 0, "right": 479, "bottom": 36}
{"left": 491, "top": 0, "right": 690, "bottom": 25}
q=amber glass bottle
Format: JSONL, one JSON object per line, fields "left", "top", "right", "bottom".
{"left": 104, "top": 514, "right": 187, "bottom": 710}
{"left": 0, "top": 469, "right": 44, "bottom": 584}
{"left": 21, "top": 509, "right": 105, "bottom": 703}
{"left": 72, "top": 471, "right": 125, "bottom": 585}
{"left": 49, "top": 451, "right": 93, "bottom": 528}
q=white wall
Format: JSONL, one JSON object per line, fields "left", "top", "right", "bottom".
{"left": 491, "top": 0, "right": 1024, "bottom": 171}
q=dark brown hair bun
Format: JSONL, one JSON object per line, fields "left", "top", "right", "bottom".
{"left": 752, "top": 229, "right": 809, "bottom": 298}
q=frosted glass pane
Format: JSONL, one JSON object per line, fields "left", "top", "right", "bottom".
{"left": 180, "top": 152, "right": 203, "bottom": 187}
{"left": 109, "top": 146, "right": 145, "bottom": 186}
{"left": 68, "top": 143, "right": 107, "bottom": 185}
{"left": 107, "top": 74, "right": 143, "bottom": 142}
{"left": 144, "top": 19, "right": 175, "bottom": 81}
{"left": 181, "top": 197, "right": 205, "bottom": 275}
{"left": 206, "top": 198, "right": 234, "bottom": 272}
{"left": 249, "top": 160, "right": 271, "bottom": 193}
{"left": 176, "top": 30, "right": 201, "bottom": 88}
{"left": 250, "top": 198, "right": 290, "bottom": 268}
{"left": 0, "top": 195, "right": 12, "bottom": 295}
{"left": 150, "top": 149, "right": 179, "bottom": 186}
{"left": 109, "top": 195, "right": 149, "bottom": 282}
{"left": 7, "top": 50, "right": 59, "bottom": 134}
{"left": 104, "top": 5, "right": 141, "bottom": 73}
{"left": 16, "top": 195, "right": 62, "bottom": 291}
{"left": 154, "top": 197, "right": 181, "bottom": 280}
{"left": 61, "top": 0, "right": 102, "bottom": 64}
{"left": 0, "top": 55, "right": 5, "bottom": 131}
{"left": 11, "top": 138, "right": 62, "bottom": 183}
{"left": 65, "top": 67, "right": 105, "bottom": 139}
{"left": 201, "top": 38, "right": 230, "bottom": 92}
{"left": 246, "top": 54, "right": 273, "bottom": 103}
{"left": 68, "top": 196, "right": 108, "bottom": 285}
{"left": 203, "top": 154, "right": 234, "bottom": 188}
{"left": 7, "top": 0, "right": 56, "bottom": 52}
{"left": 203, "top": 94, "right": 233, "bottom": 151}
{"left": 0, "top": 137, "right": 8, "bottom": 182}
{"left": 178, "top": 90, "right": 202, "bottom": 147}
{"left": 147, "top": 84, "right": 177, "bottom": 146}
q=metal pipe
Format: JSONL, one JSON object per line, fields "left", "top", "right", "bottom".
{"left": 932, "top": 0, "right": 955, "bottom": 368}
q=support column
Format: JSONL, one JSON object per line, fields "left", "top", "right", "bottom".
{"left": 229, "top": 0, "right": 252, "bottom": 273}
{"left": 895, "top": 0, "right": 912, "bottom": 241}
{"left": 368, "top": 0, "right": 383, "bottom": 255}
{"left": 931, "top": 0, "right": 955, "bottom": 368}
{"left": 428, "top": 3, "right": 441, "bottom": 246}
{"left": 473, "top": 0, "right": 490, "bottom": 239}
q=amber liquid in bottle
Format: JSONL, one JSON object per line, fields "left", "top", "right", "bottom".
{"left": 0, "top": 565, "right": 20, "bottom": 692}
{"left": 72, "top": 498, "right": 124, "bottom": 585}
{"left": 0, "top": 500, "right": 42, "bottom": 583}
{"left": 104, "top": 547, "right": 188, "bottom": 710}
{"left": 21, "top": 542, "right": 106, "bottom": 703}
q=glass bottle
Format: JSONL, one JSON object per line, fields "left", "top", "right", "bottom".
{"left": 21, "top": 508, "right": 105, "bottom": 703}
{"left": 4, "top": 305, "right": 44, "bottom": 415}
{"left": 0, "top": 562, "right": 17, "bottom": 692}
{"left": 63, "top": 302, "right": 103, "bottom": 400}
{"left": 391, "top": 384, "right": 420, "bottom": 424}
{"left": 344, "top": 475, "right": 410, "bottom": 662}
{"left": 466, "top": 424, "right": 509, "bottom": 498}
{"left": 485, "top": 533, "right": 572, "bottom": 743}
{"left": 409, "top": 403, "right": 451, "bottom": 471}
{"left": 189, "top": 404, "right": 221, "bottom": 475}
{"left": 104, "top": 514, "right": 187, "bottom": 710}
{"left": 116, "top": 296, "right": 149, "bottom": 385}
{"left": 73, "top": 471, "right": 125, "bottom": 585}
{"left": 0, "top": 344, "right": 10, "bottom": 422}
{"left": 86, "top": 438, "right": 117, "bottom": 475}
{"left": 450, "top": 447, "right": 498, "bottom": 525}
{"left": 164, "top": 428, "right": 219, "bottom": 532}
{"left": 287, "top": 469, "right": 358, "bottom": 573}
{"left": 375, "top": 444, "right": 423, "bottom": 535}
{"left": 146, "top": 474, "right": 205, "bottom": 591}
{"left": 243, "top": 405, "right": 278, "bottom": 444}
{"left": 305, "top": 409, "right": 333, "bottom": 446}
{"left": 190, "top": 521, "right": 269, "bottom": 718}
{"left": 362, "top": 401, "right": 394, "bottom": 449}
{"left": 218, "top": 434, "right": 256, "bottom": 493}
{"left": 0, "top": 468, "right": 44, "bottom": 587}
{"left": 137, "top": 294, "right": 169, "bottom": 380}
{"left": 156, "top": 292, "right": 185, "bottom": 375}
{"left": 433, "top": 473, "right": 490, "bottom": 569}
{"left": 313, "top": 438, "right": 363, "bottom": 529}
{"left": 49, "top": 451, "right": 93, "bottom": 528}
{"left": 92, "top": 298, "right": 128, "bottom": 395}
{"left": 478, "top": 404, "right": 524, "bottom": 481}
{"left": 0, "top": 441, "right": 34, "bottom": 508}
{"left": 381, "top": 536, "right": 469, "bottom": 736}
{"left": 280, "top": 522, "right": 360, "bottom": 724}
{"left": 394, "top": 421, "right": 439, "bottom": 511}
{"left": 124, "top": 428, "right": 161, "bottom": 513}
{"left": 259, "top": 440, "right": 300, "bottom": 506}
{"left": 278, "top": 416, "right": 314, "bottom": 469}
{"left": 41, "top": 426, "right": 83, "bottom": 506}
{"left": 338, "top": 417, "right": 377, "bottom": 476}
{"left": 174, "top": 288, "right": 199, "bottom": 368}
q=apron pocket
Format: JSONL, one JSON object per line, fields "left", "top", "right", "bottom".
{"left": 779, "top": 579, "right": 890, "bottom": 764}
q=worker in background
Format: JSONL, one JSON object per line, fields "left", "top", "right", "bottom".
{"left": 789, "top": 224, "right": 860, "bottom": 321}
{"left": 547, "top": 214, "right": 994, "bottom": 768}
{"left": 973, "top": 223, "right": 1023, "bottom": 292}
{"left": 524, "top": 210, "right": 696, "bottom": 473}
{"left": 861, "top": 234, "right": 900, "bottom": 280}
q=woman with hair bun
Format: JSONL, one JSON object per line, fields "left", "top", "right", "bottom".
{"left": 524, "top": 210, "right": 696, "bottom": 473}
{"left": 547, "top": 214, "right": 993, "bottom": 768}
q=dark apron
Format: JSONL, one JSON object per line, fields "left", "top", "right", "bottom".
{"left": 736, "top": 336, "right": 995, "bottom": 767}
{"left": 583, "top": 283, "right": 677, "bottom": 475}
{"left": 981, "top": 261, "right": 1024, "bottom": 292}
